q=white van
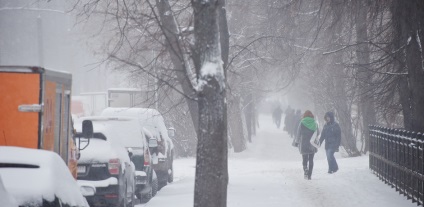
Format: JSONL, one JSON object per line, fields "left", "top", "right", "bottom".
{"left": 101, "top": 108, "right": 175, "bottom": 189}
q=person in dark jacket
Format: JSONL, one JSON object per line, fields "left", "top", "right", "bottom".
{"left": 319, "top": 111, "right": 342, "bottom": 174}
{"left": 284, "top": 107, "right": 293, "bottom": 134}
{"left": 292, "top": 110, "right": 319, "bottom": 180}
{"left": 272, "top": 105, "right": 283, "bottom": 128}
{"left": 291, "top": 109, "right": 302, "bottom": 138}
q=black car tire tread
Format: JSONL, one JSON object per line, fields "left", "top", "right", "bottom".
{"left": 152, "top": 171, "right": 159, "bottom": 196}
{"left": 140, "top": 187, "right": 153, "bottom": 203}
{"left": 158, "top": 179, "right": 167, "bottom": 190}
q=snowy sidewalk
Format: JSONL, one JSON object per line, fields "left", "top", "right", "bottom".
{"left": 137, "top": 114, "right": 416, "bottom": 207}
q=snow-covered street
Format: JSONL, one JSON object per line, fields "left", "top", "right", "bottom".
{"left": 138, "top": 114, "right": 416, "bottom": 207}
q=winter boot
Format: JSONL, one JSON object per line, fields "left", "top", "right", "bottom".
{"left": 303, "top": 167, "right": 309, "bottom": 180}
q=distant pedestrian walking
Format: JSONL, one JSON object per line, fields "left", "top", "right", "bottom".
{"left": 291, "top": 109, "right": 302, "bottom": 138}
{"left": 292, "top": 110, "right": 319, "bottom": 180}
{"left": 284, "top": 106, "right": 293, "bottom": 134}
{"left": 319, "top": 111, "right": 341, "bottom": 174}
{"left": 272, "top": 106, "right": 283, "bottom": 128}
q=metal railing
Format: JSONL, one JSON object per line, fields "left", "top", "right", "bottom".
{"left": 369, "top": 126, "right": 424, "bottom": 206}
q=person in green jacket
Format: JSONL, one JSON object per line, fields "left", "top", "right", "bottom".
{"left": 292, "top": 110, "right": 319, "bottom": 180}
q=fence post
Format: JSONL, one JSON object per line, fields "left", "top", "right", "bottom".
{"left": 411, "top": 131, "right": 417, "bottom": 203}
{"left": 378, "top": 126, "right": 383, "bottom": 179}
{"left": 394, "top": 128, "right": 399, "bottom": 192}
{"left": 419, "top": 132, "right": 424, "bottom": 205}
{"left": 369, "top": 126, "right": 424, "bottom": 205}
{"left": 384, "top": 127, "right": 389, "bottom": 183}
{"left": 369, "top": 125, "right": 374, "bottom": 171}
{"left": 407, "top": 130, "right": 413, "bottom": 200}
{"left": 400, "top": 129, "right": 406, "bottom": 196}
{"left": 388, "top": 128, "right": 394, "bottom": 187}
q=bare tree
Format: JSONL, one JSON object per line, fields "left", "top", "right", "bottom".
{"left": 392, "top": 0, "right": 424, "bottom": 132}
{"left": 191, "top": 0, "right": 228, "bottom": 206}
{"left": 353, "top": 0, "right": 377, "bottom": 153}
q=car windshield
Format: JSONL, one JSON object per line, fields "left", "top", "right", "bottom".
{"left": 97, "top": 120, "right": 144, "bottom": 148}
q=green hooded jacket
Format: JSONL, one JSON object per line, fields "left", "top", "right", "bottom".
{"left": 301, "top": 117, "right": 317, "bottom": 131}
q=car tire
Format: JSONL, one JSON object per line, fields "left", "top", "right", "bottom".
{"left": 140, "top": 187, "right": 152, "bottom": 203}
{"left": 158, "top": 179, "right": 167, "bottom": 190}
{"left": 152, "top": 170, "right": 159, "bottom": 196}
{"left": 135, "top": 191, "right": 141, "bottom": 200}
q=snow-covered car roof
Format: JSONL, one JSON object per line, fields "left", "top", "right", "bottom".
{"left": 75, "top": 116, "right": 144, "bottom": 148}
{"left": 0, "top": 146, "right": 88, "bottom": 207}
{"left": 101, "top": 107, "right": 174, "bottom": 149}
{"left": 142, "top": 127, "right": 153, "bottom": 138}
{"left": 101, "top": 107, "right": 162, "bottom": 127}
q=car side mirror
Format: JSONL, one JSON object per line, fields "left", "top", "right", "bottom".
{"left": 82, "top": 120, "right": 93, "bottom": 138}
{"left": 168, "top": 127, "right": 175, "bottom": 138}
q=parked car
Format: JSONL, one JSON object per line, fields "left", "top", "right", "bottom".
{"left": 101, "top": 108, "right": 175, "bottom": 189}
{"left": 74, "top": 117, "right": 136, "bottom": 207}
{"left": 0, "top": 146, "right": 89, "bottom": 207}
{"left": 88, "top": 116, "right": 158, "bottom": 203}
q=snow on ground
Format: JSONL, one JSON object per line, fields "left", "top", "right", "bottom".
{"left": 137, "top": 114, "right": 417, "bottom": 207}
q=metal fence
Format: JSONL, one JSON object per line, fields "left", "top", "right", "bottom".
{"left": 369, "top": 126, "right": 424, "bottom": 206}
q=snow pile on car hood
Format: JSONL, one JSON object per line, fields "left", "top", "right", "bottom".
{"left": 76, "top": 138, "right": 120, "bottom": 164}
{"left": 0, "top": 146, "right": 88, "bottom": 207}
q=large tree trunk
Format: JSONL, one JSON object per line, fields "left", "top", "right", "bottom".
{"left": 218, "top": 3, "right": 229, "bottom": 203}
{"left": 228, "top": 96, "right": 247, "bottom": 152}
{"left": 192, "top": 0, "right": 228, "bottom": 206}
{"left": 392, "top": 0, "right": 424, "bottom": 132}
{"left": 399, "top": 1, "right": 424, "bottom": 132}
{"left": 331, "top": 60, "right": 361, "bottom": 157}
{"left": 391, "top": 2, "right": 412, "bottom": 130}
{"left": 156, "top": 0, "right": 199, "bottom": 132}
{"left": 329, "top": 0, "right": 361, "bottom": 157}
{"left": 244, "top": 93, "right": 254, "bottom": 142}
{"left": 354, "top": 0, "right": 376, "bottom": 153}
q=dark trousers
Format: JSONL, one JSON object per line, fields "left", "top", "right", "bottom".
{"left": 302, "top": 153, "right": 315, "bottom": 178}
{"left": 326, "top": 149, "right": 339, "bottom": 172}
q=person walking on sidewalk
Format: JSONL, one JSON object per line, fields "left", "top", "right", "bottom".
{"left": 272, "top": 105, "right": 283, "bottom": 128}
{"left": 292, "top": 110, "right": 319, "bottom": 180}
{"left": 319, "top": 111, "right": 341, "bottom": 174}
